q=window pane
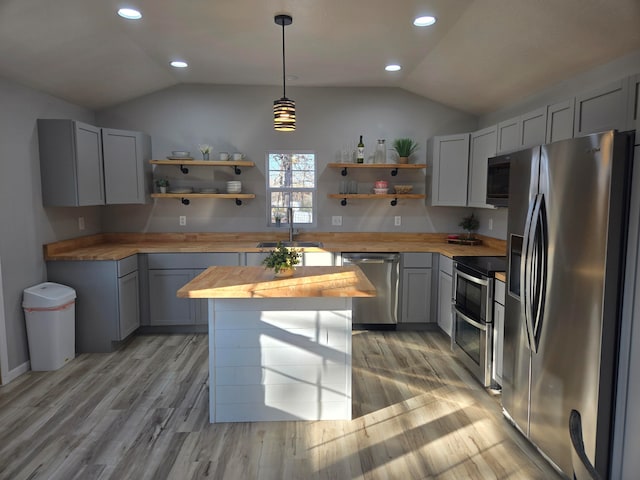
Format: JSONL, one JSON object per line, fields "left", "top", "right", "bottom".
{"left": 292, "top": 154, "right": 314, "bottom": 170}
{"left": 270, "top": 191, "right": 290, "bottom": 207}
{"left": 269, "top": 172, "right": 286, "bottom": 188}
{"left": 291, "top": 170, "right": 315, "bottom": 188}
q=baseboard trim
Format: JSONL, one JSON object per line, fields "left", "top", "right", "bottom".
{"left": 1, "top": 360, "right": 30, "bottom": 385}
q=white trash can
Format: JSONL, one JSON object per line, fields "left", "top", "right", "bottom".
{"left": 22, "top": 282, "right": 76, "bottom": 371}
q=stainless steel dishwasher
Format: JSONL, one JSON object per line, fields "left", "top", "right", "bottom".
{"left": 342, "top": 253, "right": 400, "bottom": 326}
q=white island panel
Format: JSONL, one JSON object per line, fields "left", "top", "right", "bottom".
{"left": 208, "top": 297, "right": 352, "bottom": 422}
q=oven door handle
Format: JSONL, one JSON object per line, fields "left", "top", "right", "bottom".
{"left": 454, "top": 268, "right": 489, "bottom": 287}
{"left": 453, "top": 306, "right": 487, "bottom": 331}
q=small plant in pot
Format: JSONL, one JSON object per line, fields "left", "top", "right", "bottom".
{"left": 262, "top": 241, "right": 301, "bottom": 277}
{"left": 155, "top": 178, "right": 170, "bottom": 194}
{"left": 459, "top": 212, "right": 479, "bottom": 239}
{"left": 392, "top": 138, "right": 419, "bottom": 164}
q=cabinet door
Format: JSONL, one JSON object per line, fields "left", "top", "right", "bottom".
{"left": 149, "top": 269, "right": 197, "bottom": 325}
{"left": 546, "top": 99, "right": 575, "bottom": 144}
{"left": 429, "top": 133, "right": 470, "bottom": 206}
{"left": 75, "top": 121, "right": 105, "bottom": 206}
{"left": 102, "top": 128, "right": 151, "bottom": 204}
{"left": 118, "top": 270, "right": 140, "bottom": 339}
{"left": 574, "top": 78, "right": 630, "bottom": 137}
{"left": 468, "top": 125, "right": 497, "bottom": 208}
{"left": 520, "top": 107, "right": 547, "bottom": 148}
{"left": 437, "top": 270, "right": 453, "bottom": 336}
{"left": 493, "top": 301, "right": 505, "bottom": 386}
{"left": 400, "top": 268, "right": 432, "bottom": 323}
{"left": 497, "top": 117, "right": 521, "bottom": 154}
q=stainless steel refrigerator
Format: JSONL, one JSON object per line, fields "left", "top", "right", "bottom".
{"left": 502, "top": 130, "right": 633, "bottom": 478}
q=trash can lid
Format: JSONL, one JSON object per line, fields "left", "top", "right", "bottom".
{"left": 23, "top": 282, "right": 76, "bottom": 309}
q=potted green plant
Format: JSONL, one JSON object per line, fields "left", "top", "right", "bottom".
{"left": 198, "top": 144, "right": 212, "bottom": 160}
{"left": 459, "top": 212, "right": 479, "bottom": 239}
{"left": 262, "top": 241, "right": 301, "bottom": 277}
{"left": 155, "top": 178, "right": 170, "bottom": 194}
{"left": 392, "top": 138, "right": 419, "bottom": 164}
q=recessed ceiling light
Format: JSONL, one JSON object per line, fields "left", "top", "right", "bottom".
{"left": 413, "top": 16, "right": 436, "bottom": 27}
{"left": 385, "top": 64, "right": 402, "bottom": 72}
{"left": 170, "top": 61, "right": 188, "bottom": 68}
{"left": 117, "top": 8, "right": 142, "bottom": 20}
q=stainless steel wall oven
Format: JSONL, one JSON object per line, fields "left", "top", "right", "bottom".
{"left": 452, "top": 256, "right": 506, "bottom": 387}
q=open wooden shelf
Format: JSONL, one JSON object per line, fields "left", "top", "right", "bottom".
{"left": 151, "top": 192, "right": 255, "bottom": 206}
{"left": 150, "top": 160, "right": 255, "bottom": 167}
{"left": 328, "top": 193, "right": 426, "bottom": 206}
{"left": 327, "top": 162, "right": 426, "bottom": 177}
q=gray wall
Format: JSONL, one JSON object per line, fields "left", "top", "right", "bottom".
{"left": 0, "top": 76, "right": 101, "bottom": 371}
{"left": 97, "top": 84, "right": 478, "bottom": 233}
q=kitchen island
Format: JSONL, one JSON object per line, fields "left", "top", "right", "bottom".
{"left": 177, "top": 265, "right": 375, "bottom": 423}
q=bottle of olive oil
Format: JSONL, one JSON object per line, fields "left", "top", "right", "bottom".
{"left": 356, "top": 135, "right": 365, "bottom": 163}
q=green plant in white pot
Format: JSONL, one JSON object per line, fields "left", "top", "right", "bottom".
{"left": 155, "top": 178, "right": 170, "bottom": 194}
{"left": 262, "top": 242, "right": 301, "bottom": 277}
{"left": 459, "top": 212, "right": 479, "bottom": 239}
{"left": 392, "top": 138, "right": 419, "bottom": 164}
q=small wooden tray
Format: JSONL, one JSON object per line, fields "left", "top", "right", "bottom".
{"left": 447, "top": 238, "right": 482, "bottom": 246}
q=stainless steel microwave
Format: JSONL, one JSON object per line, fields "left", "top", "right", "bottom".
{"left": 486, "top": 155, "right": 510, "bottom": 207}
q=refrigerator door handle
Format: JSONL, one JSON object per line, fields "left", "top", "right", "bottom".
{"left": 522, "top": 194, "right": 543, "bottom": 352}
{"left": 530, "top": 194, "right": 548, "bottom": 352}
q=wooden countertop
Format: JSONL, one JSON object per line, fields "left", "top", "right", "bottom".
{"left": 44, "top": 232, "right": 506, "bottom": 261}
{"left": 495, "top": 271, "right": 507, "bottom": 283}
{"left": 177, "top": 266, "right": 376, "bottom": 298}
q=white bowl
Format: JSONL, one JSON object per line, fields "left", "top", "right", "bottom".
{"left": 171, "top": 151, "right": 190, "bottom": 158}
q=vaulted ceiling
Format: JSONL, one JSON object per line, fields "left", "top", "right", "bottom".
{"left": 1, "top": 0, "right": 639, "bottom": 115}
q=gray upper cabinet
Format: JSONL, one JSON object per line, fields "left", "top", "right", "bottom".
{"left": 520, "top": 107, "right": 547, "bottom": 148}
{"left": 102, "top": 128, "right": 151, "bottom": 204}
{"left": 468, "top": 125, "right": 497, "bottom": 208}
{"left": 428, "top": 133, "right": 470, "bottom": 207}
{"left": 38, "top": 119, "right": 105, "bottom": 206}
{"left": 629, "top": 74, "right": 640, "bottom": 144}
{"left": 496, "top": 117, "right": 521, "bottom": 154}
{"left": 574, "top": 78, "right": 630, "bottom": 137}
{"left": 546, "top": 99, "right": 575, "bottom": 143}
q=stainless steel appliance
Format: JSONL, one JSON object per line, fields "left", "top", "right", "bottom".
{"left": 342, "top": 253, "right": 399, "bottom": 326}
{"left": 502, "top": 131, "right": 633, "bottom": 478}
{"left": 452, "top": 256, "right": 506, "bottom": 387}
{"left": 486, "top": 155, "right": 511, "bottom": 207}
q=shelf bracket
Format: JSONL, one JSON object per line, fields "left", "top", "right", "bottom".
{"left": 390, "top": 198, "right": 398, "bottom": 206}
{"left": 340, "top": 198, "right": 347, "bottom": 206}
{"left": 179, "top": 165, "right": 189, "bottom": 174}
{"left": 390, "top": 168, "right": 398, "bottom": 176}
{"left": 232, "top": 165, "right": 242, "bottom": 175}
{"left": 181, "top": 197, "right": 190, "bottom": 206}
{"left": 235, "top": 198, "right": 243, "bottom": 206}
{"left": 341, "top": 167, "right": 348, "bottom": 176}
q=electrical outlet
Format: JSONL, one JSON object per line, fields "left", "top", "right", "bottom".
{"left": 394, "top": 216, "right": 401, "bottom": 226}
{"left": 488, "top": 218, "right": 493, "bottom": 231}
{"left": 179, "top": 215, "right": 186, "bottom": 226}
{"left": 78, "top": 216, "right": 85, "bottom": 231}
{"left": 332, "top": 216, "right": 342, "bottom": 226}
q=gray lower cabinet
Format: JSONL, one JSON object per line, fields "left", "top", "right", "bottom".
{"left": 46, "top": 255, "right": 140, "bottom": 353}
{"left": 146, "top": 253, "right": 241, "bottom": 327}
{"left": 399, "top": 253, "right": 433, "bottom": 324}
{"left": 437, "top": 255, "right": 453, "bottom": 336}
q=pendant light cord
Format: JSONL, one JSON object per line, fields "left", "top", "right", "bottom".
{"left": 281, "top": 20, "right": 286, "bottom": 98}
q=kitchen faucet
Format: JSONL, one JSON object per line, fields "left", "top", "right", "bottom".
{"left": 287, "top": 207, "right": 295, "bottom": 242}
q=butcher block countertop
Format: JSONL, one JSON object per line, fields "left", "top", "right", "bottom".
{"left": 177, "top": 265, "right": 376, "bottom": 299}
{"left": 44, "top": 232, "right": 506, "bottom": 261}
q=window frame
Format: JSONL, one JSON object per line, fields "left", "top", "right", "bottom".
{"left": 265, "top": 150, "right": 317, "bottom": 228}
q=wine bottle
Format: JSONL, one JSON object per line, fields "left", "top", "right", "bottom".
{"left": 356, "top": 135, "right": 365, "bottom": 163}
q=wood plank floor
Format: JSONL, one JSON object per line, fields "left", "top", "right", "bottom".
{"left": 0, "top": 331, "right": 562, "bottom": 479}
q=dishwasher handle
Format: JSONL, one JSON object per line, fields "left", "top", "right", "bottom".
{"left": 342, "top": 253, "right": 400, "bottom": 265}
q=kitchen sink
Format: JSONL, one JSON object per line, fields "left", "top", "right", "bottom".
{"left": 256, "top": 241, "right": 323, "bottom": 248}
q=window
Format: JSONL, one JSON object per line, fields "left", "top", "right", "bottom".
{"left": 266, "top": 151, "right": 316, "bottom": 227}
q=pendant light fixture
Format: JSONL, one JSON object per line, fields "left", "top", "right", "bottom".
{"left": 273, "top": 14, "right": 295, "bottom": 132}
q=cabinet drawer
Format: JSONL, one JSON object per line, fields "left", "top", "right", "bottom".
{"left": 401, "top": 252, "right": 432, "bottom": 268}
{"left": 117, "top": 254, "right": 138, "bottom": 277}
{"left": 147, "top": 253, "right": 240, "bottom": 269}
{"left": 495, "top": 279, "right": 506, "bottom": 305}
{"left": 439, "top": 255, "right": 453, "bottom": 275}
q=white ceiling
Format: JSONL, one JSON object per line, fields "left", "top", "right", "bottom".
{"left": 1, "top": 0, "right": 639, "bottom": 115}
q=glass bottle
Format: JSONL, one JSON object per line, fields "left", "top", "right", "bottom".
{"left": 374, "top": 139, "right": 386, "bottom": 164}
{"left": 356, "top": 135, "right": 365, "bottom": 163}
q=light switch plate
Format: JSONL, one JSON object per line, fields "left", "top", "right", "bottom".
{"left": 332, "top": 216, "right": 342, "bottom": 226}
{"left": 394, "top": 216, "right": 401, "bottom": 226}
{"left": 179, "top": 215, "right": 186, "bottom": 226}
